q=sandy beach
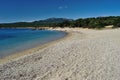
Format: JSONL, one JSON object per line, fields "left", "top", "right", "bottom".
{"left": 0, "top": 28, "right": 120, "bottom": 80}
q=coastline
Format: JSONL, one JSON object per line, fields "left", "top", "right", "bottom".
{"left": 1, "top": 28, "right": 120, "bottom": 80}
{"left": 0, "top": 30, "right": 71, "bottom": 64}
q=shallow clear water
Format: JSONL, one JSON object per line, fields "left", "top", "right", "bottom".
{"left": 0, "top": 29, "right": 66, "bottom": 58}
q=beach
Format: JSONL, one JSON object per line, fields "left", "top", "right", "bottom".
{"left": 0, "top": 28, "right": 120, "bottom": 80}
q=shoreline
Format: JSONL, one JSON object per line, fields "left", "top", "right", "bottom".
{"left": 0, "top": 30, "right": 71, "bottom": 64}
{"left": 1, "top": 28, "right": 120, "bottom": 80}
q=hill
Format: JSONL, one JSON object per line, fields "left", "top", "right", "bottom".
{"left": 0, "top": 16, "right": 120, "bottom": 29}
{"left": 0, "top": 18, "right": 73, "bottom": 28}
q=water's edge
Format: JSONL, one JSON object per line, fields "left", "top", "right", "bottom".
{"left": 0, "top": 29, "right": 67, "bottom": 58}
{"left": 0, "top": 30, "right": 70, "bottom": 64}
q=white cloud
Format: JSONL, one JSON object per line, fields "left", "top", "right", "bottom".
{"left": 58, "top": 6, "right": 63, "bottom": 9}
{"left": 58, "top": 5, "right": 68, "bottom": 9}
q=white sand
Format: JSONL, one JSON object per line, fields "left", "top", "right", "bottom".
{"left": 0, "top": 28, "right": 120, "bottom": 80}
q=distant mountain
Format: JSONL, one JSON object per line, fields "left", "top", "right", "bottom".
{"left": 1, "top": 16, "right": 120, "bottom": 29}
{"left": 33, "top": 18, "right": 73, "bottom": 24}
{"left": 0, "top": 18, "right": 73, "bottom": 27}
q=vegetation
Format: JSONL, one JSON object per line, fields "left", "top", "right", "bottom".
{"left": 0, "top": 16, "right": 120, "bottom": 29}
{"left": 59, "top": 16, "right": 120, "bottom": 29}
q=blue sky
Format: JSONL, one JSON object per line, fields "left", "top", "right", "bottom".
{"left": 0, "top": 0, "right": 120, "bottom": 23}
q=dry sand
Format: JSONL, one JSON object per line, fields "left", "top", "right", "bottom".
{"left": 0, "top": 28, "right": 120, "bottom": 80}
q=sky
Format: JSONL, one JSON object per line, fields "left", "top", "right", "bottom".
{"left": 0, "top": 0, "right": 120, "bottom": 23}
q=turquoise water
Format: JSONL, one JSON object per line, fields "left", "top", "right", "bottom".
{"left": 0, "top": 29, "right": 66, "bottom": 58}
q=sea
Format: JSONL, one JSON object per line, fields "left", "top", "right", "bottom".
{"left": 0, "top": 28, "right": 66, "bottom": 58}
